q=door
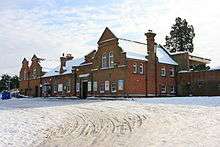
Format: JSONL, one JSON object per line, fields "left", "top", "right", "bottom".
{"left": 82, "top": 82, "right": 88, "bottom": 99}
{"left": 35, "top": 86, "right": 39, "bottom": 97}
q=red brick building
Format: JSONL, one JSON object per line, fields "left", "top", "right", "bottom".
{"left": 19, "top": 27, "right": 220, "bottom": 97}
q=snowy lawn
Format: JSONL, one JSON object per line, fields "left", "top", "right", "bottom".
{"left": 0, "top": 97, "right": 220, "bottom": 147}
{"left": 133, "top": 96, "right": 220, "bottom": 107}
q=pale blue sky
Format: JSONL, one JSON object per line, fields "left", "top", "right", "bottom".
{"left": 0, "top": 0, "right": 220, "bottom": 75}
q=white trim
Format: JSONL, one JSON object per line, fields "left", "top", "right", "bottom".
{"left": 189, "top": 55, "right": 211, "bottom": 64}
{"left": 161, "top": 67, "right": 166, "bottom": 76}
{"left": 99, "top": 38, "right": 117, "bottom": 44}
{"left": 170, "top": 85, "right": 175, "bottom": 94}
{"left": 161, "top": 85, "right": 166, "bottom": 94}
{"left": 139, "top": 63, "right": 144, "bottom": 74}
{"left": 79, "top": 62, "right": 92, "bottom": 66}
{"left": 79, "top": 73, "right": 90, "bottom": 78}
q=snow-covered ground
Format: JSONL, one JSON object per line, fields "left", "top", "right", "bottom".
{"left": 0, "top": 97, "right": 220, "bottom": 147}
{"left": 134, "top": 96, "right": 220, "bottom": 107}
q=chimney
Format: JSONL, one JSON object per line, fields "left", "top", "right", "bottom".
{"left": 145, "top": 30, "right": 157, "bottom": 96}
{"left": 60, "top": 53, "right": 74, "bottom": 73}
{"left": 145, "top": 30, "right": 156, "bottom": 60}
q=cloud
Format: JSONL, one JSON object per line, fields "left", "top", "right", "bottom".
{"left": 0, "top": 0, "right": 220, "bottom": 75}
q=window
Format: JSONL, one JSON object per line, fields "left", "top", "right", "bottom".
{"left": 170, "top": 68, "right": 175, "bottom": 77}
{"left": 58, "top": 84, "right": 63, "bottom": 92}
{"left": 133, "top": 63, "right": 138, "bottom": 73}
{"left": 102, "top": 52, "right": 114, "bottom": 68}
{"left": 66, "top": 81, "right": 71, "bottom": 93}
{"left": 93, "top": 81, "right": 97, "bottom": 91}
{"left": 105, "top": 81, "right": 110, "bottom": 91}
{"left": 118, "top": 80, "right": 124, "bottom": 90}
{"left": 102, "top": 53, "right": 108, "bottom": 68}
{"left": 170, "top": 85, "right": 175, "bottom": 94}
{"left": 111, "top": 82, "right": 117, "bottom": 93}
{"left": 76, "top": 83, "right": 80, "bottom": 92}
{"left": 33, "top": 68, "right": 37, "bottom": 77}
{"left": 161, "top": 85, "right": 166, "bottom": 93}
{"left": 161, "top": 67, "right": 166, "bottom": 77}
{"left": 139, "top": 63, "right": 144, "bottom": 74}
{"left": 100, "top": 83, "right": 105, "bottom": 93}
{"left": 197, "top": 80, "right": 204, "bottom": 88}
{"left": 53, "top": 84, "right": 58, "bottom": 93}
{"left": 109, "top": 52, "right": 114, "bottom": 67}
{"left": 88, "top": 81, "right": 91, "bottom": 92}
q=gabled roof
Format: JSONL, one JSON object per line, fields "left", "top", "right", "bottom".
{"left": 42, "top": 57, "right": 85, "bottom": 78}
{"left": 22, "top": 58, "right": 28, "bottom": 64}
{"left": 31, "top": 54, "right": 38, "bottom": 61}
{"left": 118, "top": 39, "right": 178, "bottom": 65}
{"left": 97, "top": 27, "right": 117, "bottom": 44}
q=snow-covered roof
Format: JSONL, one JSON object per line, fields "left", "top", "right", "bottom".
{"left": 42, "top": 57, "right": 85, "bottom": 78}
{"left": 118, "top": 39, "right": 178, "bottom": 65}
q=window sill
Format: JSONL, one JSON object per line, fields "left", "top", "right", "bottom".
{"left": 101, "top": 67, "right": 115, "bottom": 70}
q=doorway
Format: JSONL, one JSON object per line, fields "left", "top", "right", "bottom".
{"left": 35, "top": 86, "right": 39, "bottom": 97}
{"left": 81, "top": 82, "right": 88, "bottom": 99}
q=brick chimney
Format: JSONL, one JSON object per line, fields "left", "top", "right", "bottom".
{"left": 145, "top": 30, "right": 157, "bottom": 96}
{"left": 60, "top": 53, "right": 74, "bottom": 74}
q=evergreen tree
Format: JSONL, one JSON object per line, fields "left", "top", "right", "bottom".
{"left": 192, "top": 64, "right": 210, "bottom": 71}
{"left": 165, "top": 17, "right": 195, "bottom": 53}
{"left": 0, "top": 74, "right": 19, "bottom": 92}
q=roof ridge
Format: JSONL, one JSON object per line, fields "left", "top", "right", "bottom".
{"left": 118, "top": 38, "right": 147, "bottom": 45}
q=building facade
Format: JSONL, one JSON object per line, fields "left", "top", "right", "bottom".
{"left": 19, "top": 27, "right": 219, "bottom": 98}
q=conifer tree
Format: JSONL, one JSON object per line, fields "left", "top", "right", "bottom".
{"left": 165, "top": 17, "right": 195, "bottom": 53}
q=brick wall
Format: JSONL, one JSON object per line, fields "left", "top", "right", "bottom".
{"left": 177, "top": 70, "right": 220, "bottom": 96}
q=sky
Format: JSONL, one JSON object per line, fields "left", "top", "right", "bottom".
{"left": 0, "top": 0, "right": 220, "bottom": 75}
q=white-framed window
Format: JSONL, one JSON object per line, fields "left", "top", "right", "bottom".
{"left": 139, "top": 63, "right": 144, "bottom": 74}
{"left": 58, "top": 84, "right": 63, "bottom": 92}
{"left": 109, "top": 52, "right": 114, "bottom": 68}
{"left": 102, "top": 53, "right": 108, "bottom": 68}
{"left": 88, "top": 81, "right": 91, "bottom": 92}
{"left": 93, "top": 81, "right": 97, "bottom": 92}
{"left": 133, "top": 63, "right": 138, "bottom": 73}
{"left": 105, "top": 81, "right": 110, "bottom": 91}
{"left": 100, "top": 83, "right": 105, "bottom": 93}
{"left": 118, "top": 80, "right": 124, "bottom": 90}
{"left": 53, "top": 84, "right": 58, "bottom": 93}
{"left": 66, "top": 81, "right": 71, "bottom": 93}
{"left": 76, "top": 83, "right": 80, "bottom": 92}
{"left": 170, "top": 85, "right": 175, "bottom": 94}
{"left": 161, "top": 67, "right": 166, "bottom": 77}
{"left": 170, "top": 67, "right": 175, "bottom": 77}
{"left": 161, "top": 85, "right": 166, "bottom": 93}
{"left": 31, "top": 68, "right": 37, "bottom": 79}
{"left": 111, "top": 82, "right": 117, "bottom": 93}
